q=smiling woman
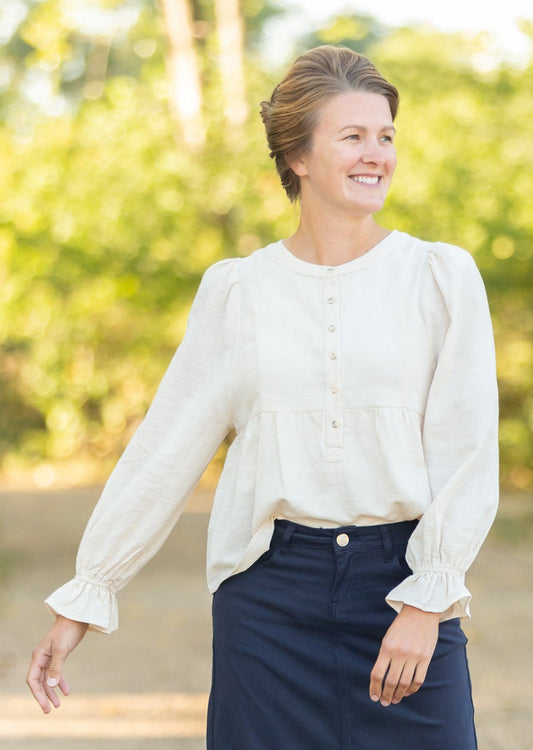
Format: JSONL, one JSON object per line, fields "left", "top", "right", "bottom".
{"left": 260, "top": 46, "right": 399, "bottom": 204}
{"left": 260, "top": 47, "right": 400, "bottom": 263}
{"left": 27, "top": 44, "right": 498, "bottom": 750}
{"left": 288, "top": 92, "right": 397, "bottom": 229}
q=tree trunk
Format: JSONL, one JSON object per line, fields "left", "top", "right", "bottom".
{"left": 214, "top": 0, "right": 247, "bottom": 130}
{"left": 159, "top": 0, "right": 205, "bottom": 148}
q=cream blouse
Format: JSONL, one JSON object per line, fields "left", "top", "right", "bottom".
{"left": 46, "top": 231, "right": 499, "bottom": 633}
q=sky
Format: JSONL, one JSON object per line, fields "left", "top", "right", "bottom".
{"left": 264, "top": 0, "right": 533, "bottom": 67}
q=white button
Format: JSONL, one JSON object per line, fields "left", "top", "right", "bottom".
{"left": 331, "top": 386, "right": 338, "bottom": 394}
{"left": 329, "top": 352, "right": 337, "bottom": 360}
{"left": 336, "top": 533, "right": 349, "bottom": 547}
{"left": 332, "top": 420, "right": 340, "bottom": 428}
{"left": 328, "top": 325, "right": 336, "bottom": 332}
{"left": 327, "top": 267, "right": 334, "bottom": 274}
{"left": 327, "top": 297, "right": 336, "bottom": 304}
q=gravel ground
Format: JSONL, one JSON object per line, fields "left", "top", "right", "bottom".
{"left": 0, "top": 487, "right": 531, "bottom": 749}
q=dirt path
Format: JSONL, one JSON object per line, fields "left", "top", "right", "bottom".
{"left": 0, "top": 487, "right": 531, "bottom": 749}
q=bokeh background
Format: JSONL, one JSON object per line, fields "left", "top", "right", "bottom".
{"left": 0, "top": 0, "right": 532, "bottom": 495}
{"left": 0, "top": 1, "right": 532, "bottom": 747}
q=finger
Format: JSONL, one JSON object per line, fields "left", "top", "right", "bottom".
{"left": 405, "top": 659, "right": 430, "bottom": 696}
{"left": 27, "top": 675, "right": 52, "bottom": 714}
{"left": 369, "top": 653, "right": 390, "bottom": 703}
{"left": 43, "top": 671, "right": 70, "bottom": 707}
{"left": 26, "top": 653, "right": 53, "bottom": 714}
{"left": 379, "top": 662, "right": 405, "bottom": 707}
{"left": 45, "top": 646, "right": 68, "bottom": 689}
{"left": 391, "top": 660, "right": 417, "bottom": 704}
{"left": 44, "top": 681, "right": 62, "bottom": 709}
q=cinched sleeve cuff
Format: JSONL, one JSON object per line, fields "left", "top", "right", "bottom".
{"left": 386, "top": 569, "right": 472, "bottom": 622}
{"left": 44, "top": 576, "right": 119, "bottom": 634}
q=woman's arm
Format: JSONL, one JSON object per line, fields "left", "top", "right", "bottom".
{"left": 44, "top": 259, "right": 240, "bottom": 634}
{"left": 27, "top": 259, "right": 240, "bottom": 708}
{"left": 372, "top": 243, "right": 498, "bottom": 705}
{"left": 387, "top": 244, "right": 499, "bottom": 619}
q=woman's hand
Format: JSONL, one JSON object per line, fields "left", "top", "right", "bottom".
{"left": 27, "top": 615, "right": 89, "bottom": 713}
{"left": 369, "top": 604, "right": 440, "bottom": 707}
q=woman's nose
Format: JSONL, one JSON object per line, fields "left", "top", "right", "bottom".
{"left": 361, "top": 140, "right": 386, "bottom": 164}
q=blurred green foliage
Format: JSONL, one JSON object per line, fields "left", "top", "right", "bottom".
{"left": 0, "top": 1, "right": 532, "bottom": 491}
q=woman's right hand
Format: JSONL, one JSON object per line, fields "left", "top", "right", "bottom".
{"left": 27, "top": 615, "right": 89, "bottom": 713}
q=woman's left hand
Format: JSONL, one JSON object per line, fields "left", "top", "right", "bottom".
{"left": 369, "top": 604, "right": 440, "bottom": 707}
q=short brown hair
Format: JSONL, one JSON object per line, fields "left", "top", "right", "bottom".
{"left": 260, "top": 45, "right": 399, "bottom": 202}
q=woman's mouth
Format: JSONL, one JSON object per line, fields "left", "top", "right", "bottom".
{"left": 349, "top": 175, "right": 381, "bottom": 185}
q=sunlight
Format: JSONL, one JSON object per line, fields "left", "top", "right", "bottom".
{"left": 0, "top": 692, "right": 208, "bottom": 739}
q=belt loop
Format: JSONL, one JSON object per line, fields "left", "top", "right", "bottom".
{"left": 379, "top": 525, "right": 393, "bottom": 562}
{"left": 280, "top": 522, "right": 296, "bottom": 555}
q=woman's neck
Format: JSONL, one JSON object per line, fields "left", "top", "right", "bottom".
{"left": 284, "top": 213, "right": 391, "bottom": 267}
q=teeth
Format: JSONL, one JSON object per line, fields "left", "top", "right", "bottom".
{"left": 350, "top": 175, "right": 379, "bottom": 184}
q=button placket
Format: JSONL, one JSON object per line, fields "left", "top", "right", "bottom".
{"left": 323, "top": 272, "right": 343, "bottom": 460}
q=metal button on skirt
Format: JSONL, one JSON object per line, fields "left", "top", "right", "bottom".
{"left": 207, "top": 519, "right": 477, "bottom": 750}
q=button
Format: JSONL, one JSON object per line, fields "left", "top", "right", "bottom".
{"left": 327, "top": 267, "right": 334, "bottom": 274}
{"left": 330, "top": 386, "right": 338, "bottom": 394}
{"left": 329, "top": 352, "right": 337, "bottom": 360}
{"left": 328, "top": 324, "right": 336, "bottom": 332}
{"left": 327, "top": 297, "right": 336, "bottom": 304}
{"left": 332, "top": 420, "right": 340, "bottom": 428}
{"left": 336, "top": 533, "right": 349, "bottom": 547}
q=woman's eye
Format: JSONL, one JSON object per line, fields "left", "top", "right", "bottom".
{"left": 345, "top": 134, "right": 360, "bottom": 141}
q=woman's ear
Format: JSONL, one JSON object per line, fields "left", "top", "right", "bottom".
{"left": 285, "top": 151, "right": 308, "bottom": 177}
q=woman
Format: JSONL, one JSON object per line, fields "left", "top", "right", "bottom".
{"left": 28, "top": 45, "right": 498, "bottom": 749}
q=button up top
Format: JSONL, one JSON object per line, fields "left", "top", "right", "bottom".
{"left": 46, "top": 231, "right": 499, "bottom": 633}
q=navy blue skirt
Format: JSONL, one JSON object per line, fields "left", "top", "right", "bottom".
{"left": 208, "top": 519, "right": 477, "bottom": 750}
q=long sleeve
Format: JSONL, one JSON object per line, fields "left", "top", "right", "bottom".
{"left": 386, "top": 244, "right": 499, "bottom": 621}
{"left": 45, "top": 259, "right": 240, "bottom": 633}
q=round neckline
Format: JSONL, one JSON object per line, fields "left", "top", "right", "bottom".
{"left": 265, "top": 230, "right": 401, "bottom": 277}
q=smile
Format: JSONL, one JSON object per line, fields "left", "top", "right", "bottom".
{"left": 349, "top": 175, "right": 381, "bottom": 185}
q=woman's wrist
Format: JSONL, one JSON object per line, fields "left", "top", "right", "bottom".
{"left": 400, "top": 604, "right": 440, "bottom": 620}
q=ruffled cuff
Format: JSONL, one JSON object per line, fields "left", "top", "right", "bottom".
{"left": 386, "top": 570, "right": 472, "bottom": 622}
{"left": 44, "top": 576, "right": 119, "bottom": 634}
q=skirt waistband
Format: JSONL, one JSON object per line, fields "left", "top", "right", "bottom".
{"left": 272, "top": 518, "right": 418, "bottom": 552}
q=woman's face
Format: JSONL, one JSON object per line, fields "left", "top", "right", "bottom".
{"left": 290, "top": 91, "right": 397, "bottom": 217}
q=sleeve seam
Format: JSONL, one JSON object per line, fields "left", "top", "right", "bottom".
{"left": 75, "top": 574, "right": 119, "bottom": 593}
{"left": 412, "top": 567, "right": 464, "bottom": 576}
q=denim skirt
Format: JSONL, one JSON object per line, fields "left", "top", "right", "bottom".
{"left": 207, "top": 519, "right": 477, "bottom": 750}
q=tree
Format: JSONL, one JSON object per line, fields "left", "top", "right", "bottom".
{"left": 214, "top": 0, "right": 247, "bottom": 130}
{"left": 159, "top": 0, "right": 205, "bottom": 147}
